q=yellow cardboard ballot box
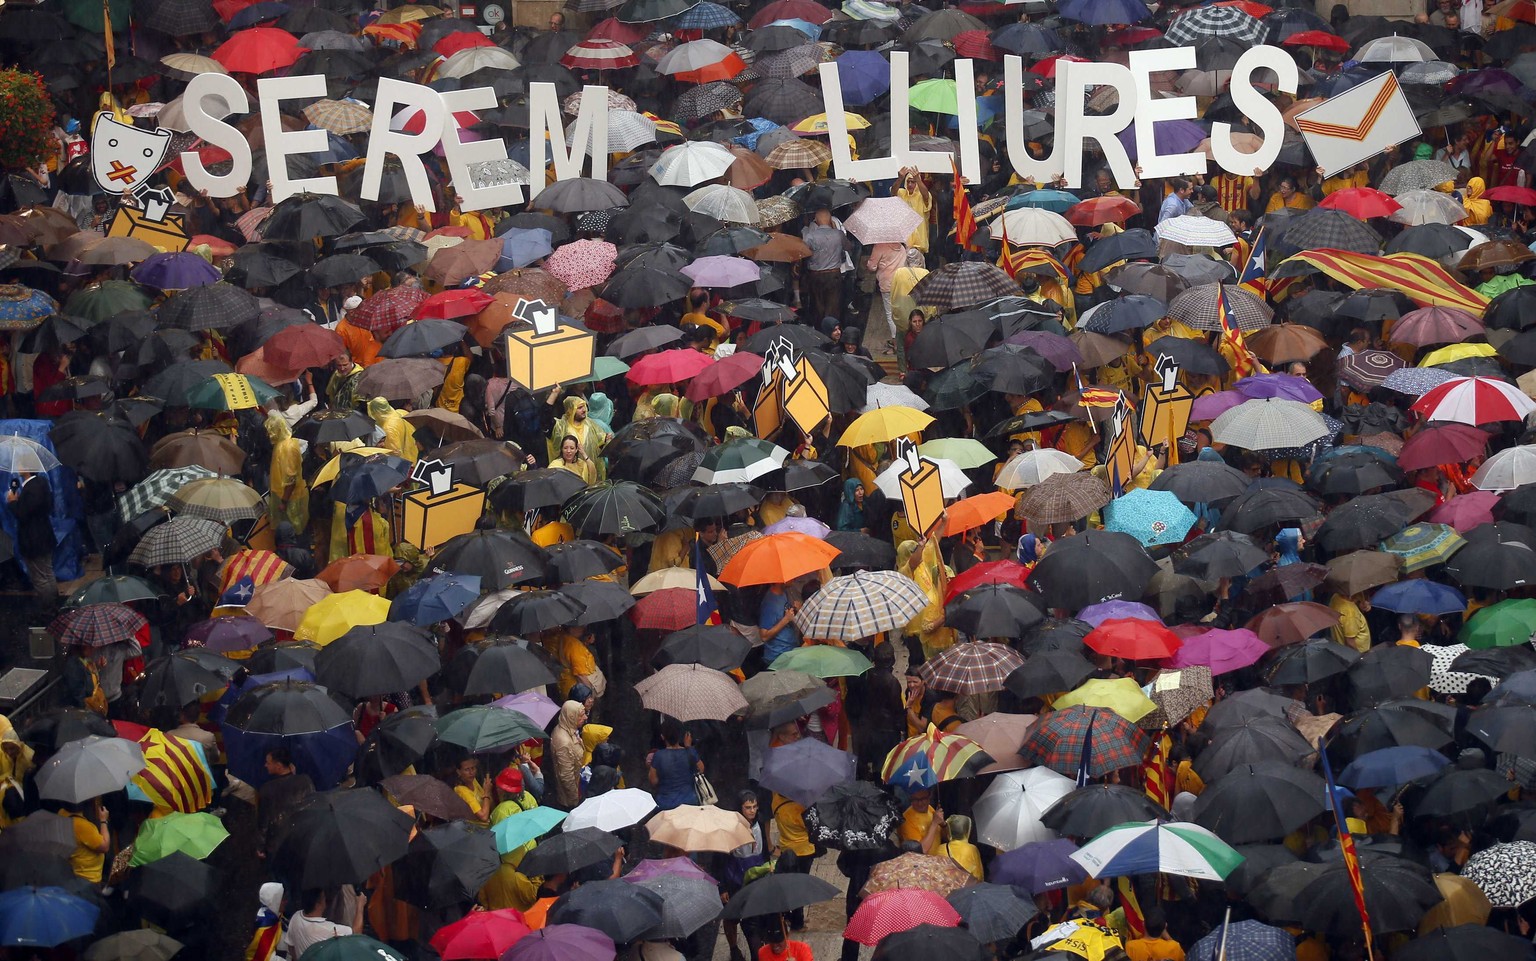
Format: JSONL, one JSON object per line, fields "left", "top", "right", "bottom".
{"left": 754, "top": 371, "right": 783, "bottom": 440}
{"left": 401, "top": 483, "right": 486, "bottom": 551}
{"left": 896, "top": 444, "right": 946, "bottom": 537}
{"left": 106, "top": 206, "right": 190, "bottom": 252}
{"left": 1139, "top": 355, "right": 1195, "bottom": 464}
{"left": 502, "top": 298, "right": 595, "bottom": 392}
{"left": 782, "top": 356, "right": 830, "bottom": 435}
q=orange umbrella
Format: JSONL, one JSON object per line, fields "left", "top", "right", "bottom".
{"left": 719, "top": 533, "right": 842, "bottom": 587}
{"left": 944, "top": 491, "right": 1019, "bottom": 536}
{"left": 317, "top": 553, "right": 401, "bottom": 593}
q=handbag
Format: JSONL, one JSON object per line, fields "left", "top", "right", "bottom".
{"left": 694, "top": 770, "right": 718, "bottom": 806}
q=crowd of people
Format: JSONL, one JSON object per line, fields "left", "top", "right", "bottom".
{"left": 4, "top": 2, "right": 1536, "bottom": 961}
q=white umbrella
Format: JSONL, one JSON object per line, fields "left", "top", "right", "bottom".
{"left": 1210, "top": 398, "right": 1330, "bottom": 451}
{"left": 995, "top": 449, "right": 1083, "bottom": 490}
{"left": 37, "top": 736, "right": 145, "bottom": 803}
{"left": 1154, "top": 215, "right": 1237, "bottom": 247}
{"left": 1472, "top": 445, "right": 1536, "bottom": 491}
{"left": 649, "top": 141, "right": 736, "bottom": 187}
{"left": 656, "top": 39, "right": 739, "bottom": 76}
{"left": 1389, "top": 189, "right": 1469, "bottom": 226}
{"left": 0, "top": 435, "right": 60, "bottom": 474}
{"left": 844, "top": 197, "right": 925, "bottom": 245}
{"left": 874, "top": 457, "right": 972, "bottom": 499}
{"left": 972, "top": 767, "right": 1076, "bottom": 850}
{"left": 1355, "top": 34, "right": 1435, "bottom": 63}
{"left": 683, "top": 184, "right": 762, "bottom": 224}
{"left": 565, "top": 788, "right": 658, "bottom": 832}
{"left": 437, "top": 46, "right": 520, "bottom": 78}
{"left": 989, "top": 207, "right": 1076, "bottom": 245}
{"left": 572, "top": 110, "right": 656, "bottom": 153}
{"left": 863, "top": 382, "right": 930, "bottom": 412}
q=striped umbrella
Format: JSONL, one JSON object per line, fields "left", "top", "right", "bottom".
{"left": 1411, "top": 376, "right": 1536, "bottom": 426}
{"left": 561, "top": 39, "right": 639, "bottom": 69}
{"left": 118, "top": 466, "right": 217, "bottom": 521}
{"left": 880, "top": 729, "right": 993, "bottom": 784}
{"left": 1070, "top": 820, "right": 1245, "bottom": 881}
{"left": 794, "top": 570, "right": 928, "bottom": 641}
{"left": 128, "top": 729, "right": 214, "bottom": 815}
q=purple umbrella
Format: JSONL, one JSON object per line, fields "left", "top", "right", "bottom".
{"left": 681, "top": 255, "right": 761, "bottom": 289}
{"left": 1116, "top": 119, "right": 1208, "bottom": 161}
{"left": 129, "top": 252, "right": 222, "bottom": 290}
{"left": 764, "top": 515, "right": 831, "bottom": 537}
{"left": 1167, "top": 627, "right": 1270, "bottom": 675}
{"left": 1005, "top": 330, "right": 1083, "bottom": 372}
{"left": 1450, "top": 67, "right": 1523, "bottom": 96}
{"left": 505, "top": 924, "right": 617, "bottom": 961}
{"left": 1234, "top": 373, "right": 1324, "bottom": 403}
{"left": 186, "top": 615, "right": 273, "bottom": 653}
{"left": 622, "top": 857, "right": 717, "bottom": 883}
{"left": 1077, "top": 600, "right": 1161, "bottom": 626}
{"left": 1191, "top": 390, "right": 1245, "bottom": 421}
{"left": 491, "top": 691, "right": 561, "bottom": 728}
{"left": 989, "top": 838, "right": 1087, "bottom": 892}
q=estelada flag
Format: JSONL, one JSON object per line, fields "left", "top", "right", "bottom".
{"left": 950, "top": 155, "right": 978, "bottom": 250}
{"left": 1217, "top": 286, "right": 1261, "bottom": 379}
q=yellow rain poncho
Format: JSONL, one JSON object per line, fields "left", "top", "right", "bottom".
{"left": 265, "top": 413, "right": 309, "bottom": 531}
{"left": 368, "top": 397, "right": 419, "bottom": 462}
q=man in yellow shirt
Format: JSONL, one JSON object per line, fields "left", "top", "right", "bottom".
{"left": 897, "top": 788, "right": 942, "bottom": 852}
{"left": 1124, "top": 909, "right": 1185, "bottom": 961}
{"left": 62, "top": 800, "right": 109, "bottom": 882}
{"left": 1329, "top": 591, "right": 1371, "bottom": 653}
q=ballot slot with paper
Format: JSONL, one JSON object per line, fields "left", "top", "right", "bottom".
{"left": 1139, "top": 354, "right": 1194, "bottom": 466}
{"left": 502, "top": 297, "right": 596, "bottom": 393}
{"left": 894, "top": 438, "right": 946, "bottom": 538}
{"left": 399, "top": 458, "right": 487, "bottom": 551}
{"left": 89, "top": 112, "right": 191, "bottom": 252}
{"left": 1104, "top": 394, "right": 1138, "bottom": 496}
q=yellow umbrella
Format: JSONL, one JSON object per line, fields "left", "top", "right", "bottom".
{"left": 313, "top": 447, "right": 392, "bottom": 487}
{"left": 1043, "top": 923, "right": 1122, "bottom": 961}
{"left": 1419, "top": 872, "right": 1492, "bottom": 934}
{"left": 1054, "top": 677, "right": 1157, "bottom": 723}
{"left": 791, "top": 113, "right": 870, "bottom": 133}
{"left": 375, "top": 3, "right": 443, "bottom": 22}
{"left": 293, "top": 590, "right": 391, "bottom": 646}
{"left": 838, "top": 405, "right": 935, "bottom": 447}
{"left": 630, "top": 567, "right": 725, "bottom": 595}
{"left": 1420, "top": 342, "right": 1498, "bottom": 367}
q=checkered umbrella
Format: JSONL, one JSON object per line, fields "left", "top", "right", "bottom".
{"left": 1282, "top": 209, "right": 1382, "bottom": 254}
{"left": 51, "top": 603, "right": 148, "bottom": 649}
{"left": 1211, "top": 399, "right": 1330, "bottom": 451}
{"left": 128, "top": 516, "right": 227, "bottom": 568}
{"left": 674, "top": 81, "right": 744, "bottom": 124}
{"left": 755, "top": 43, "right": 822, "bottom": 80}
{"left": 1165, "top": 5, "right": 1265, "bottom": 44}
{"left": 1017, "top": 472, "right": 1111, "bottom": 525}
{"left": 144, "top": 0, "right": 220, "bottom": 35}
{"left": 349, "top": 286, "right": 430, "bottom": 338}
{"left": 912, "top": 262, "right": 1021, "bottom": 311}
{"left": 302, "top": 98, "right": 373, "bottom": 135}
{"left": 544, "top": 239, "right": 618, "bottom": 291}
{"left": 766, "top": 137, "right": 831, "bottom": 170}
{"left": 1021, "top": 705, "right": 1150, "bottom": 778}
{"left": 678, "top": 1, "right": 742, "bottom": 27}
{"left": 1380, "top": 159, "right": 1461, "bottom": 196}
{"left": 1154, "top": 216, "right": 1237, "bottom": 248}
{"left": 881, "top": 729, "right": 993, "bottom": 783}
{"left": 157, "top": 283, "right": 260, "bottom": 331}
{"left": 633, "top": 663, "right": 748, "bottom": 721}
{"left": 1167, "top": 283, "right": 1271, "bottom": 331}
{"left": 917, "top": 642, "right": 1025, "bottom": 695}
{"left": 1188, "top": 920, "right": 1295, "bottom": 961}
{"left": 119, "top": 466, "right": 217, "bottom": 521}
{"left": 794, "top": 570, "right": 928, "bottom": 641}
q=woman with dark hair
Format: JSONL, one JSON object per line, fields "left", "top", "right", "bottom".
{"left": 722, "top": 789, "right": 770, "bottom": 961}
{"left": 646, "top": 718, "right": 704, "bottom": 811}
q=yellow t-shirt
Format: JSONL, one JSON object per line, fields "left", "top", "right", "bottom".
{"left": 773, "top": 793, "right": 816, "bottom": 857}
{"left": 1125, "top": 936, "right": 1186, "bottom": 961}
{"left": 1329, "top": 595, "right": 1370, "bottom": 653}
{"left": 455, "top": 782, "right": 489, "bottom": 824}
{"left": 64, "top": 811, "right": 105, "bottom": 882}
{"left": 899, "top": 805, "right": 936, "bottom": 845}
{"left": 553, "top": 633, "right": 596, "bottom": 700}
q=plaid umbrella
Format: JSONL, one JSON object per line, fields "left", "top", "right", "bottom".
{"left": 1021, "top": 706, "right": 1150, "bottom": 777}
{"left": 543, "top": 239, "right": 618, "bottom": 291}
{"left": 51, "top": 604, "right": 147, "bottom": 649}
{"left": 302, "top": 99, "right": 373, "bottom": 135}
{"left": 1380, "top": 159, "right": 1462, "bottom": 195}
{"left": 794, "top": 570, "right": 928, "bottom": 641}
{"left": 880, "top": 730, "right": 993, "bottom": 783}
{"left": 632, "top": 663, "right": 748, "bottom": 721}
{"left": 350, "top": 286, "right": 430, "bottom": 338}
{"left": 1137, "top": 666, "right": 1214, "bottom": 730}
{"left": 917, "top": 642, "right": 1025, "bottom": 695}
{"left": 128, "top": 517, "right": 227, "bottom": 568}
{"left": 863, "top": 853, "right": 978, "bottom": 897}
{"left": 1167, "top": 283, "right": 1271, "bottom": 331}
{"left": 1017, "top": 472, "right": 1111, "bottom": 525}
{"left": 1281, "top": 209, "right": 1382, "bottom": 254}
{"left": 1165, "top": 5, "right": 1265, "bottom": 43}
{"left": 156, "top": 283, "right": 260, "bottom": 331}
{"left": 912, "top": 262, "right": 1021, "bottom": 311}
{"left": 119, "top": 466, "right": 217, "bottom": 521}
{"left": 1380, "top": 522, "right": 1466, "bottom": 571}
{"left": 766, "top": 138, "right": 831, "bottom": 170}
{"left": 678, "top": 1, "right": 741, "bottom": 27}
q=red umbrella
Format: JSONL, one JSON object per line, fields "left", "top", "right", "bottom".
{"left": 588, "top": 17, "right": 648, "bottom": 42}
{"left": 263, "top": 324, "right": 345, "bottom": 370}
{"left": 1103, "top": 26, "right": 1164, "bottom": 44}
{"left": 434, "top": 31, "right": 496, "bottom": 56}
{"left": 844, "top": 889, "right": 961, "bottom": 945}
{"left": 1214, "top": 0, "right": 1272, "bottom": 15}
{"left": 747, "top": 0, "right": 833, "bottom": 27}
{"left": 944, "top": 560, "right": 1031, "bottom": 602}
{"left": 429, "top": 909, "right": 532, "bottom": 961}
{"left": 1282, "top": 29, "right": 1350, "bottom": 51}
{"left": 1319, "top": 187, "right": 1401, "bottom": 220}
{"left": 1485, "top": 185, "right": 1536, "bottom": 206}
{"left": 350, "top": 286, "right": 430, "bottom": 337}
{"left": 1426, "top": 491, "right": 1500, "bottom": 532}
{"left": 951, "top": 30, "right": 999, "bottom": 60}
{"left": 212, "top": 27, "right": 307, "bottom": 74}
{"left": 1411, "top": 376, "right": 1536, "bottom": 426}
{"left": 414, "top": 288, "right": 494, "bottom": 321}
{"left": 1396, "top": 423, "right": 1490, "bottom": 471}
{"left": 562, "top": 39, "right": 640, "bottom": 70}
{"left": 1032, "top": 55, "right": 1088, "bottom": 78}
{"left": 627, "top": 348, "right": 715, "bottom": 386}
{"left": 1390, "top": 306, "right": 1485, "bottom": 347}
{"left": 1084, "top": 618, "right": 1181, "bottom": 661}
{"left": 684, "top": 350, "right": 764, "bottom": 401}
{"left": 1065, "top": 196, "right": 1141, "bottom": 227}
{"left": 630, "top": 587, "right": 697, "bottom": 632}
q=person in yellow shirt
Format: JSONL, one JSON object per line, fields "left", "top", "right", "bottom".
{"left": 368, "top": 397, "right": 420, "bottom": 461}
{"left": 939, "top": 815, "right": 984, "bottom": 879}
{"left": 897, "top": 788, "right": 942, "bottom": 852}
{"left": 543, "top": 628, "right": 603, "bottom": 701}
{"left": 1264, "top": 177, "right": 1315, "bottom": 213}
{"left": 896, "top": 166, "right": 933, "bottom": 254}
{"left": 1329, "top": 591, "right": 1371, "bottom": 653}
{"left": 451, "top": 755, "right": 491, "bottom": 824}
{"left": 62, "top": 799, "right": 110, "bottom": 882}
{"left": 1124, "top": 909, "right": 1185, "bottom": 961}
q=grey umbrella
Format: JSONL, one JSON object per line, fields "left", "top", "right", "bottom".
{"left": 633, "top": 875, "right": 723, "bottom": 939}
{"left": 534, "top": 178, "right": 629, "bottom": 214}
{"left": 36, "top": 736, "right": 146, "bottom": 803}
{"left": 1379, "top": 159, "right": 1461, "bottom": 195}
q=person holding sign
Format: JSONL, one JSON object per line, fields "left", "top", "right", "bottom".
{"left": 548, "top": 396, "right": 610, "bottom": 483}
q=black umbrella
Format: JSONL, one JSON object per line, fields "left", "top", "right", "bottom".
{"left": 518, "top": 827, "right": 624, "bottom": 877}
{"left": 1315, "top": 490, "right": 1433, "bottom": 555}
{"left": 800, "top": 781, "right": 901, "bottom": 852}
{"left": 606, "top": 326, "right": 683, "bottom": 358}
{"left": 944, "top": 585, "right": 1045, "bottom": 638}
{"left": 228, "top": 245, "right": 303, "bottom": 289}
{"left": 907, "top": 315, "right": 992, "bottom": 368}
{"left": 1450, "top": 645, "right": 1536, "bottom": 679}
{"left": 20, "top": 314, "right": 90, "bottom": 355}
{"left": 1078, "top": 295, "right": 1166, "bottom": 335}
{"left": 137, "top": 652, "right": 231, "bottom": 710}
{"left": 1028, "top": 530, "right": 1158, "bottom": 610}
{"left": 1466, "top": 703, "right": 1536, "bottom": 756}
{"left": 1214, "top": 486, "right": 1323, "bottom": 534}
{"left": 1005, "top": 650, "right": 1096, "bottom": 700}
{"left": 294, "top": 410, "right": 375, "bottom": 445}
{"left": 655, "top": 624, "right": 753, "bottom": 671}
{"left": 1017, "top": 618, "right": 1092, "bottom": 656}
{"left": 1148, "top": 336, "right": 1229, "bottom": 377}
{"left": 1290, "top": 853, "right": 1441, "bottom": 936}
{"left": 378, "top": 319, "right": 468, "bottom": 359}
{"left": 721, "top": 872, "right": 842, "bottom": 918}
{"left": 1225, "top": 844, "right": 1300, "bottom": 898}
{"left": 313, "top": 623, "right": 440, "bottom": 699}
{"left": 490, "top": 468, "right": 590, "bottom": 513}
{"left": 1446, "top": 525, "right": 1536, "bottom": 590}
{"left": 1194, "top": 717, "right": 1313, "bottom": 780}
{"left": 262, "top": 192, "right": 368, "bottom": 241}
{"left": 333, "top": 454, "right": 412, "bottom": 504}
{"left": 548, "top": 880, "right": 666, "bottom": 943}
{"left": 873, "top": 925, "right": 984, "bottom": 961}
{"left": 1410, "top": 766, "right": 1514, "bottom": 820}
{"left": 1397, "top": 924, "right": 1536, "bottom": 961}
{"left": 696, "top": 225, "right": 772, "bottom": 256}
{"left": 395, "top": 822, "right": 500, "bottom": 910}
{"left": 563, "top": 482, "right": 667, "bottom": 535}
{"left": 51, "top": 418, "right": 146, "bottom": 484}
{"left": 225, "top": 679, "right": 352, "bottom": 735}
{"left": 360, "top": 707, "right": 439, "bottom": 777}
{"left": 1349, "top": 644, "right": 1432, "bottom": 708}
{"left": 489, "top": 590, "right": 585, "bottom": 635}
{"left": 1190, "top": 762, "right": 1328, "bottom": 844}
{"left": 671, "top": 483, "right": 766, "bottom": 522}
{"left": 274, "top": 789, "right": 415, "bottom": 889}
{"left": 976, "top": 346, "right": 1055, "bottom": 396}
{"left": 1308, "top": 450, "right": 1404, "bottom": 496}
{"left": 130, "top": 852, "right": 214, "bottom": 925}
{"left": 545, "top": 541, "right": 626, "bottom": 582}
{"left": 1266, "top": 638, "right": 1361, "bottom": 686}
{"left": 1172, "top": 531, "right": 1270, "bottom": 580}
{"left": 1038, "top": 784, "right": 1169, "bottom": 839}
{"left": 309, "top": 253, "right": 381, "bottom": 289}
{"left": 156, "top": 283, "right": 261, "bottom": 331}
{"left": 739, "top": 323, "right": 830, "bottom": 356}
{"left": 559, "top": 581, "right": 634, "bottom": 626}
{"left": 463, "top": 642, "right": 559, "bottom": 696}
{"left": 743, "top": 78, "right": 824, "bottom": 125}
{"left": 608, "top": 436, "right": 695, "bottom": 482}
{"left": 825, "top": 531, "right": 897, "bottom": 571}
{"left": 430, "top": 530, "right": 550, "bottom": 590}
{"left": 428, "top": 440, "right": 526, "bottom": 488}
{"left": 142, "top": 360, "right": 236, "bottom": 406}
{"left": 1336, "top": 699, "right": 1456, "bottom": 757}
{"left": 1079, "top": 229, "right": 1158, "bottom": 274}
{"left": 945, "top": 883, "right": 1039, "bottom": 944}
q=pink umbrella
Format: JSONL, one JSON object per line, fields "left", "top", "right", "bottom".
{"left": 681, "top": 255, "right": 761, "bottom": 288}
{"left": 844, "top": 196, "right": 925, "bottom": 245}
{"left": 545, "top": 239, "right": 619, "bottom": 291}
{"left": 1426, "top": 491, "right": 1501, "bottom": 532}
{"left": 684, "top": 350, "right": 764, "bottom": 401}
{"left": 627, "top": 348, "right": 715, "bottom": 385}
{"left": 1165, "top": 626, "right": 1269, "bottom": 675}
{"left": 764, "top": 515, "right": 831, "bottom": 537}
{"left": 491, "top": 691, "right": 561, "bottom": 728}
{"left": 1190, "top": 389, "right": 1244, "bottom": 421}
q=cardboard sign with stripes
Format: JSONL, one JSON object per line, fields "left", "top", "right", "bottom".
{"left": 1296, "top": 71, "right": 1421, "bottom": 177}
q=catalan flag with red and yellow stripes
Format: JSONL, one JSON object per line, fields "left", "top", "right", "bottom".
{"left": 951, "top": 156, "right": 978, "bottom": 250}
{"left": 130, "top": 729, "right": 215, "bottom": 815}
{"left": 999, "top": 219, "right": 1022, "bottom": 279}
{"left": 1279, "top": 249, "right": 1487, "bottom": 314}
{"left": 1143, "top": 731, "right": 1172, "bottom": 810}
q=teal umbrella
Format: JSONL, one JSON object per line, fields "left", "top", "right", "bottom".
{"left": 492, "top": 807, "right": 567, "bottom": 854}
{"left": 1103, "top": 489, "right": 1197, "bottom": 547}
{"left": 1008, "top": 189, "right": 1081, "bottom": 214}
{"left": 435, "top": 707, "right": 547, "bottom": 753}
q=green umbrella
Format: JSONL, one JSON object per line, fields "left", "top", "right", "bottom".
{"left": 908, "top": 78, "right": 959, "bottom": 115}
{"left": 184, "top": 374, "right": 283, "bottom": 412}
{"left": 64, "top": 280, "right": 152, "bottom": 323}
{"left": 566, "top": 355, "right": 630, "bottom": 385}
{"left": 770, "top": 645, "right": 874, "bottom": 678}
{"left": 1460, "top": 598, "right": 1536, "bottom": 650}
{"left": 129, "top": 812, "right": 229, "bottom": 866}
{"left": 59, "top": 0, "right": 131, "bottom": 31}
{"left": 435, "top": 707, "right": 548, "bottom": 753}
{"left": 491, "top": 806, "right": 567, "bottom": 854}
{"left": 303, "top": 936, "right": 407, "bottom": 961}
{"left": 917, "top": 438, "right": 997, "bottom": 469}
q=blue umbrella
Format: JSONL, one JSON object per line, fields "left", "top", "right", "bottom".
{"left": 731, "top": 117, "right": 783, "bottom": 152}
{"left": 1006, "top": 189, "right": 1081, "bottom": 214}
{"left": 0, "top": 886, "right": 100, "bottom": 947}
{"left": 1338, "top": 746, "right": 1450, "bottom": 790}
{"left": 492, "top": 807, "right": 567, "bottom": 854}
{"left": 767, "top": 17, "right": 820, "bottom": 37}
{"left": 1117, "top": 119, "right": 1209, "bottom": 161}
{"left": 130, "top": 252, "right": 222, "bottom": 290}
{"left": 1103, "top": 489, "right": 1197, "bottom": 547}
{"left": 222, "top": 722, "right": 357, "bottom": 790}
{"left": 946, "top": 95, "right": 1002, "bottom": 130}
{"left": 1189, "top": 920, "right": 1296, "bottom": 961}
{"left": 228, "top": 1, "right": 289, "bottom": 27}
{"left": 835, "top": 51, "right": 891, "bottom": 106}
{"left": 1058, "top": 0, "right": 1150, "bottom": 24}
{"left": 676, "top": 1, "right": 740, "bottom": 28}
{"left": 0, "top": 286, "right": 59, "bottom": 331}
{"left": 498, "top": 228, "right": 555, "bottom": 271}
{"left": 390, "top": 573, "right": 483, "bottom": 626}
{"left": 1372, "top": 579, "right": 1466, "bottom": 615}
